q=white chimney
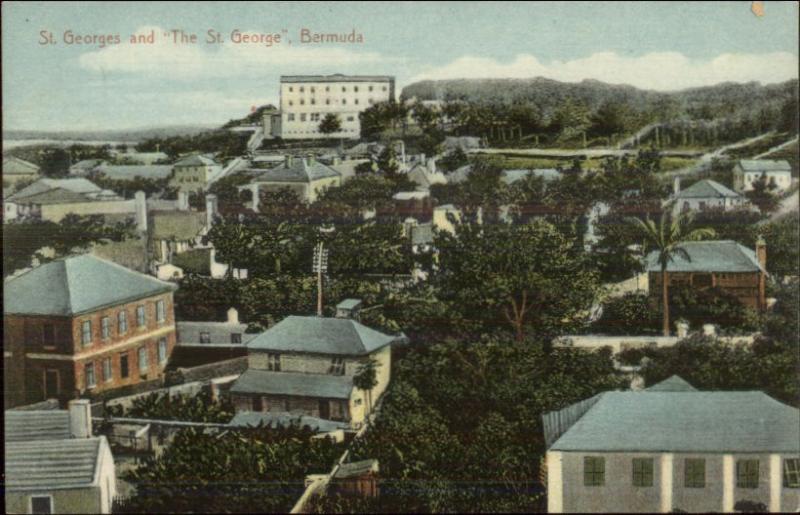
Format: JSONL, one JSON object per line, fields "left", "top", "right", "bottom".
{"left": 134, "top": 191, "right": 147, "bottom": 233}
{"left": 427, "top": 157, "right": 437, "bottom": 174}
{"left": 68, "top": 399, "right": 92, "bottom": 439}
{"left": 177, "top": 191, "right": 189, "bottom": 211}
{"left": 702, "top": 324, "right": 717, "bottom": 337}
{"left": 205, "top": 194, "right": 218, "bottom": 227}
{"left": 227, "top": 307, "right": 239, "bottom": 324}
{"left": 673, "top": 176, "right": 681, "bottom": 196}
{"left": 676, "top": 320, "right": 689, "bottom": 339}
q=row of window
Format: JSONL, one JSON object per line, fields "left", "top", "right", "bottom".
{"left": 282, "top": 129, "right": 358, "bottom": 135}
{"left": 583, "top": 456, "right": 800, "bottom": 489}
{"left": 287, "top": 85, "right": 387, "bottom": 93}
{"left": 262, "top": 353, "right": 347, "bottom": 376}
{"left": 80, "top": 300, "right": 166, "bottom": 346}
{"left": 286, "top": 113, "right": 356, "bottom": 122}
{"left": 84, "top": 339, "right": 168, "bottom": 388}
{"left": 287, "top": 97, "right": 376, "bottom": 107}
{"left": 198, "top": 331, "right": 242, "bottom": 344}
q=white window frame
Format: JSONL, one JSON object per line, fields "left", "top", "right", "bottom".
{"left": 267, "top": 353, "right": 281, "bottom": 371}
{"left": 118, "top": 310, "right": 128, "bottom": 334}
{"left": 785, "top": 458, "right": 800, "bottom": 488}
{"left": 101, "top": 316, "right": 111, "bottom": 340}
{"left": 156, "top": 299, "right": 166, "bottom": 323}
{"left": 103, "top": 357, "right": 113, "bottom": 383}
{"left": 138, "top": 346, "right": 149, "bottom": 372}
{"left": 85, "top": 362, "right": 96, "bottom": 389}
{"left": 28, "top": 494, "right": 54, "bottom": 514}
{"left": 158, "top": 338, "right": 168, "bottom": 364}
{"left": 136, "top": 305, "right": 146, "bottom": 328}
{"left": 81, "top": 320, "right": 92, "bottom": 346}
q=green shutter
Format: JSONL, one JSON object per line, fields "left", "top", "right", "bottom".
{"left": 685, "top": 458, "right": 706, "bottom": 488}
{"left": 584, "top": 456, "right": 605, "bottom": 487}
{"left": 633, "top": 458, "right": 654, "bottom": 487}
{"left": 737, "top": 460, "right": 759, "bottom": 489}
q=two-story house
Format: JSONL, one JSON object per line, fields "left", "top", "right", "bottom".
{"left": 238, "top": 156, "right": 341, "bottom": 207}
{"left": 171, "top": 154, "right": 223, "bottom": 193}
{"left": 543, "top": 377, "right": 800, "bottom": 513}
{"left": 646, "top": 239, "right": 767, "bottom": 311}
{"left": 229, "top": 314, "right": 398, "bottom": 428}
{"left": 733, "top": 159, "right": 793, "bottom": 193}
{"left": 3, "top": 254, "right": 177, "bottom": 408}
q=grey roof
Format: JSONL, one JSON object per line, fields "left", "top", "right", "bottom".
{"left": 230, "top": 370, "right": 354, "bottom": 399}
{"left": 501, "top": 168, "right": 562, "bottom": 185}
{"left": 676, "top": 179, "right": 741, "bottom": 199}
{"left": 247, "top": 316, "right": 396, "bottom": 356}
{"left": 3, "top": 156, "right": 41, "bottom": 175}
{"left": 96, "top": 164, "right": 173, "bottom": 180}
{"left": 7, "top": 178, "right": 102, "bottom": 202}
{"left": 549, "top": 391, "right": 800, "bottom": 453}
{"left": 281, "top": 74, "right": 394, "bottom": 83}
{"left": 249, "top": 158, "right": 340, "bottom": 184}
{"left": 335, "top": 459, "right": 379, "bottom": 479}
{"left": 176, "top": 321, "right": 257, "bottom": 345}
{"left": 5, "top": 410, "right": 71, "bottom": 442}
{"left": 645, "top": 375, "right": 698, "bottom": 392}
{"left": 4, "top": 254, "right": 176, "bottom": 316}
{"left": 70, "top": 159, "right": 106, "bottom": 172}
{"left": 229, "top": 411, "right": 349, "bottom": 432}
{"left": 174, "top": 155, "right": 218, "bottom": 167}
{"left": 737, "top": 159, "right": 792, "bottom": 173}
{"left": 448, "top": 164, "right": 473, "bottom": 184}
{"left": 5, "top": 437, "right": 103, "bottom": 490}
{"left": 644, "top": 240, "right": 764, "bottom": 273}
{"left": 411, "top": 223, "right": 434, "bottom": 246}
{"left": 336, "top": 298, "right": 363, "bottom": 310}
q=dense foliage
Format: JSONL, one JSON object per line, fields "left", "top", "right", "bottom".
{"left": 109, "top": 389, "right": 235, "bottom": 423}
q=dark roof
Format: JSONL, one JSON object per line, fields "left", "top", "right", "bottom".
{"left": 737, "top": 159, "right": 792, "bottom": 173}
{"left": 229, "top": 411, "right": 349, "bottom": 432}
{"left": 5, "top": 410, "right": 71, "bottom": 441}
{"left": 549, "top": 391, "right": 800, "bottom": 453}
{"left": 230, "top": 369, "right": 354, "bottom": 399}
{"left": 249, "top": 158, "right": 340, "bottom": 184}
{"left": 675, "top": 179, "right": 741, "bottom": 199}
{"left": 281, "top": 74, "right": 394, "bottom": 83}
{"left": 5, "top": 437, "right": 104, "bottom": 490}
{"left": 4, "top": 254, "right": 176, "bottom": 316}
{"left": 335, "top": 459, "right": 379, "bottom": 479}
{"left": 645, "top": 375, "right": 698, "bottom": 392}
{"left": 247, "top": 316, "right": 396, "bottom": 356}
{"left": 644, "top": 240, "right": 764, "bottom": 273}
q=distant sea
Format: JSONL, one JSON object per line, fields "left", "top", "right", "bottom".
{"left": 3, "top": 139, "right": 136, "bottom": 150}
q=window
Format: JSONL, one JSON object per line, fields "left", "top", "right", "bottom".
{"left": 288, "top": 113, "right": 295, "bottom": 121}
{"left": 299, "top": 86, "right": 304, "bottom": 92}
{"left": 158, "top": 338, "right": 168, "bottom": 364}
{"left": 81, "top": 320, "right": 92, "bottom": 346}
{"left": 138, "top": 346, "right": 148, "bottom": 372}
{"left": 30, "top": 496, "right": 53, "bottom": 515}
{"left": 231, "top": 333, "right": 242, "bottom": 344}
{"left": 784, "top": 458, "right": 800, "bottom": 488}
{"left": 310, "top": 86, "right": 315, "bottom": 93}
{"left": 267, "top": 353, "right": 281, "bottom": 371}
{"left": 288, "top": 100, "right": 293, "bottom": 106}
{"left": 101, "top": 316, "right": 111, "bottom": 339}
{"left": 42, "top": 324, "right": 55, "bottom": 346}
{"left": 342, "top": 86, "right": 347, "bottom": 92}
{"left": 325, "top": 86, "right": 330, "bottom": 92}
{"left": 354, "top": 86, "right": 359, "bottom": 92}
{"left": 85, "top": 362, "right": 96, "bottom": 389}
{"left": 120, "top": 353, "right": 129, "bottom": 378}
{"left": 382, "top": 86, "right": 387, "bottom": 91}
{"left": 368, "top": 98, "right": 374, "bottom": 105}
{"left": 311, "top": 113, "right": 320, "bottom": 122}
{"left": 354, "top": 398, "right": 363, "bottom": 406}
{"left": 300, "top": 113, "right": 307, "bottom": 122}
{"left": 342, "top": 99, "right": 347, "bottom": 105}
{"left": 103, "top": 357, "right": 113, "bottom": 382}
{"left": 325, "top": 99, "right": 330, "bottom": 105}
{"left": 310, "top": 98, "right": 316, "bottom": 105}
{"left": 737, "top": 459, "right": 759, "bottom": 489}
{"left": 156, "top": 300, "right": 166, "bottom": 323}
{"left": 136, "top": 305, "right": 146, "bottom": 327}
{"left": 632, "top": 458, "right": 654, "bottom": 487}
{"left": 288, "top": 86, "right": 293, "bottom": 92}
{"left": 368, "top": 86, "right": 373, "bottom": 92}
{"left": 329, "top": 357, "right": 345, "bottom": 375}
{"left": 354, "top": 99, "right": 359, "bottom": 105}
{"left": 200, "top": 332, "right": 211, "bottom": 344}
{"left": 685, "top": 458, "right": 706, "bottom": 488}
{"left": 584, "top": 456, "right": 605, "bottom": 486}
{"left": 346, "top": 116, "right": 355, "bottom": 122}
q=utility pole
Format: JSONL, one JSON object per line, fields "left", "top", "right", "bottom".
{"left": 312, "top": 240, "right": 329, "bottom": 316}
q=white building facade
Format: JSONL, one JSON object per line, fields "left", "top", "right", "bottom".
{"left": 278, "top": 74, "right": 395, "bottom": 140}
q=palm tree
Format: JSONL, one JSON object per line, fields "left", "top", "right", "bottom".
{"left": 627, "top": 210, "right": 715, "bottom": 336}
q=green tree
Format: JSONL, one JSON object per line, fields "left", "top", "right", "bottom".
{"left": 319, "top": 113, "right": 342, "bottom": 137}
{"left": 627, "top": 210, "right": 716, "bottom": 336}
{"left": 745, "top": 173, "right": 780, "bottom": 214}
{"left": 39, "top": 148, "right": 71, "bottom": 177}
{"left": 353, "top": 358, "right": 380, "bottom": 417}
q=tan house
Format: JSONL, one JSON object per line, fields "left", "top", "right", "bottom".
{"left": 3, "top": 156, "right": 41, "bottom": 188}
{"left": 3, "top": 178, "right": 125, "bottom": 222}
{"left": 239, "top": 156, "right": 341, "bottom": 206}
{"left": 229, "top": 314, "right": 397, "bottom": 428}
{"left": 732, "top": 160, "right": 793, "bottom": 193}
{"left": 5, "top": 399, "right": 117, "bottom": 514}
{"left": 544, "top": 377, "right": 800, "bottom": 513}
{"left": 171, "top": 154, "right": 223, "bottom": 193}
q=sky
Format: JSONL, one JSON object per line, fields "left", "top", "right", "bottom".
{"left": 2, "top": 1, "right": 798, "bottom": 131}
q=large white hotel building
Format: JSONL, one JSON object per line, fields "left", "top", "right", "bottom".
{"left": 270, "top": 74, "right": 395, "bottom": 140}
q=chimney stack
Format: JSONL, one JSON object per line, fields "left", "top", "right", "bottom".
{"left": 755, "top": 236, "right": 767, "bottom": 270}
{"left": 227, "top": 307, "right": 240, "bottom": 325}
{"left": 134, "top": 191, "right": 147, "bottom": 233}
{"left": 673, "top": 176, "right": 681, "bottom": 196}
{"left": 335, "top": 299, "right": 363, "bottom": 320}
{"left": 427, "top": 157, "right": 437, "bottom": 174}
{"left": 205, "top": 194, "right": 218, "bottom": 227}
{"left": 675, "top": 320, "right": 689, "bottom": 339}
{"left": 177, "top": 190, "right": 190, "bottom": 211}
{"left": 285, "top": 155, "right": 294, "bottom": 167}
{"left": 702, "top": 324, "right": 717, "bottom": 338}
{"left": 68, "top": 399, "right": 92, "bottom": 439}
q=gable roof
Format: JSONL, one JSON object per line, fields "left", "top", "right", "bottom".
{"left": 645, "top": 375, "right": 698, "bottom": 392}
{"left": 408, "top": 165, "right": 447, "bottom": 190}
{"left": 250, "top": 158, "right": 340, "bottom": 183}
{"left": 95, "top": 164, "right": 174, "bottom": 180}
{"left": 4, "top": 254, "right": 176, "bottom": 316}
{"left": 736, "top": 159, "right": 792, "bottom": 173}
{"left": 548, "top": 391, "right": 800, "bottom": 453}
{"left": 230, "top": 369, "right": 354, "bottom": 399}
{"left": 3, "top": 156, "right": 41, "bottom": 175}
{"left": 174, "top": 154, "right": 218, "bottom": 167}
{"left": 248, "top": 316, "right": 396, "bottom": 356}
{"left": 229, "top": 411, "right": 349, "bottom": 433}
{"left": 6, "top": 178, "right": 103, "bottom": 202}
{"left": 5, "top": 410, "right": 71, "bottom": 442}
{"left": 5, "top": 437, "right": 105, "bottom": 491}
{"left": 676, "top": 179, "right": 741, "bottom": 199}
{"left": 644, "top": 240, "right": 764, "bottom": 273}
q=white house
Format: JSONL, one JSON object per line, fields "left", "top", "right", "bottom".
{"left": 667, "top": 178, "right": 749, "bottom": 215}
{"left": 732, "top": 160, "right": 793, "bottom": 193}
